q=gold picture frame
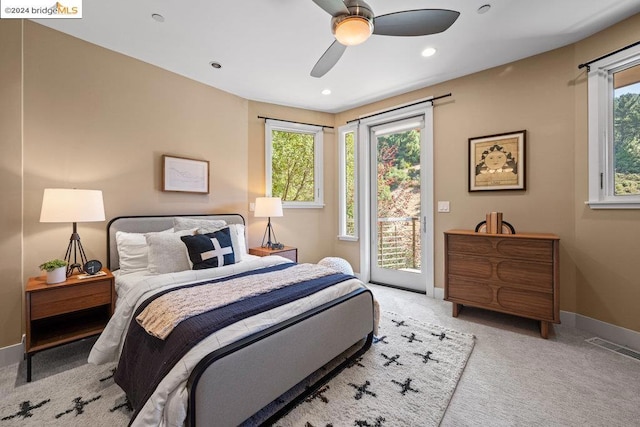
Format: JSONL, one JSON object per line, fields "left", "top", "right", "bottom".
{"left": 469, "top": 130, "right": 526, "bottom": 192}
{"left": 162, "top": 155, "right": 210, "bottom": 194}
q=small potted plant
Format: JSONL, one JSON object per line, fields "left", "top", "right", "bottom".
{"left": 39, "top": 259, "right": 67, "bottom": 284}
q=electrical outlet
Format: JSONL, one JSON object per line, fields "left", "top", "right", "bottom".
{"left": 249, "top": 202, "right": 255, "bottom": 212}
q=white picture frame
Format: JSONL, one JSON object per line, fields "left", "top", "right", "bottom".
{"left": 162, "top": 155, "right": 209, "bottom": 194}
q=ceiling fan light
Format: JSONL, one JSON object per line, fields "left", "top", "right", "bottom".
{"left": 334, "top": 16, "right": 373, "bottom": 46}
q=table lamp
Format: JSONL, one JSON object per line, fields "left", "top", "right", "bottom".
{"left": 254, "top": 197, "right": 283, "bottom": 249}
{"left": 40, "top": 188, "right": 105, "bottom": 276}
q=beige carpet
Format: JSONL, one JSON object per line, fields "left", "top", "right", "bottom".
{"left": 367, "top": 284, "right": 640, "bottom": 426}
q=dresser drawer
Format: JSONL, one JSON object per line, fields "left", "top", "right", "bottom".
{"left": 447, "top": 253, "right": 493, "bottom": 280}
{"left": 447, "top": 234, "right": 553, "bottom": 261}
{"left": 495, "top": 259, "right": 553, "bottom": 289}
{"left": 497, "top": 287, "right": 554, "bottom": 320}
{"left": 30, "top": 281, "right": 112, "bottom": 320}
{"left": 448, "top": 253, "right": 553, "bottom": 290}
{"left": 446, "top": 276, "right": 494, "bottom": 305}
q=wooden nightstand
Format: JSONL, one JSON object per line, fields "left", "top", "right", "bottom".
{"left": 249, "top": 246, "right": 298, "bottom": 263}
{"left": 25, "top": 269, "right": 115, "bottom": 382}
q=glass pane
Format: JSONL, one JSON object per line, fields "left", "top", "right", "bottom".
{"left": 613, "top": 64, "right": 640, "bottom": 196}
{"left": 375, "top": 128, "right": 421, "bottom": 272}
{"left": 271, "top": 130, "right": 315, "bottom": 201}
{"left": 345, "top": 131, "right": 356, "bottom": 235}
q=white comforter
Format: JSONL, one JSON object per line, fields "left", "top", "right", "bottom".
{"left": 88, "top": 255, "right": 365, "bottom": 427}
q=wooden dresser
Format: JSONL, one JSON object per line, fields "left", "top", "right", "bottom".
{"left": 444, "top": 230, "right": 559, "bottom": 338}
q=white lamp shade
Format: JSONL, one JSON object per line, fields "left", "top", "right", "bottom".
{"left": 40, "top": 188, "right": 106, "bottom": 223}
{"left": 254, "top": 197, "right": 283, "bottom": 218}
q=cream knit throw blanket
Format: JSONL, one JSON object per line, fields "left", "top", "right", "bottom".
{"left": 136, "top": 263, "right": 340, "bottom": 340}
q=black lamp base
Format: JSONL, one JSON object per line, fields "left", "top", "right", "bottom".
{"left": 261, "top": 217, "right": 281, "bottom": 249}
{"left": 64, "top": 223, "right": 88, "bottom": 276}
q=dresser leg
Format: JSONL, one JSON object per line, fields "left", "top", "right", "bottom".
{"left": 540, "top": 321, "right": 549, "bottom": 339}
{"left": 452, "top": 303, "right": 461, "bottom": 317}
{"left": 26, "top": 353, "right": 32, "bottom": 382}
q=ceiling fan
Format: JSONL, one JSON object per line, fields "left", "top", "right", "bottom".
{"left": 310, "top": 0, "right": 460, "bottom": 77}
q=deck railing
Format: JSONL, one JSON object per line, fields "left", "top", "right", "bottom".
{"left": 377, "top": 217, "right": 420, "bottom": 269}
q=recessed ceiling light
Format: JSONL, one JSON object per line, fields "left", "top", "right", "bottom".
{"left": 421, "top": 47, "right": 437, "bottom": 57}
{"left": 209, "top": 61, "right": 222, "bottom": 69}
{"left": 151, "top": 13, "right": 164, "bottom": 22}
{"left": 477, "top": 4, "right": 491, "bottom": 14}
{"left": 321, "top": 89, "right": 331, "bottom": 95}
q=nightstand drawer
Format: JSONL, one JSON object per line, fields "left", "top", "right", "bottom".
{"left": 30, "top": 281, "right": 112, "bottom": 320}
{"left": 276, "top": 249, "right": 297, "bottom": 262}
{"left": 249, "top": 246, "right": 298, "bottom": 262}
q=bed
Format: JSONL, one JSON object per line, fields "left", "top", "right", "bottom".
{"left": 88, "top": 213, "right": 374, "bottom": 426}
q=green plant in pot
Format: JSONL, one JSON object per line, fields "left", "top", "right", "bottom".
{"left": 39, "top": 259, "right": 67, "bottom": 284}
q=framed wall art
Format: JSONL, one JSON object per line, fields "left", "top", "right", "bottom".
{"left": 162, "top": 155, "right": 210, "bottom": 194}
{"left": 469, "top": 130, "right": 526, "bottom": 192}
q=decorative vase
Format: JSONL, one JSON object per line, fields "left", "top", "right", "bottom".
{"left": 46, "top": 266, "right": 66, "bottom": 284}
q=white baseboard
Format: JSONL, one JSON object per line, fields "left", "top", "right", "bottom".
{"left": 0, "top": 335, "right": 24, "bottom": 368}
{"left": 434, "top": 286, "right": 444, "bottom": 300}
{"left": 561, "top": 311, "right": 640, "bottom": 351}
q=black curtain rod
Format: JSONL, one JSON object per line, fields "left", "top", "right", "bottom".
{"left": 257, "top": 116, "right": 334, "bottom": 129}
{"left": 578, "top": 40, "right": 640, "bottom": 72}
{"left": 346, "top": 93, "right": 452, "bottom": 124}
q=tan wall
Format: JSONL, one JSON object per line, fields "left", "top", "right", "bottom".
{"left": 247, "top": 102, "right": 336, "bottom": 263}
{"left": 572, "top": 14, "right": 640, "bottom": 330}
{"left": 336, "top": 13, "right": 640, "bottom": 332}
{"left": 0, "top": 20, "right": 24, "bottom": 348}
{"left": 21, "top": 22, "right": 250, "bottom": 283}
{"left": 336, "top": 46, "right": 577, "bottom": 311}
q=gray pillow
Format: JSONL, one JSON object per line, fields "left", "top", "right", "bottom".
{"left": 145, "top": 229, "right": 197, "bottom": 274}
{"left": 173, "top": 217, "right": 227, "bottom": 233}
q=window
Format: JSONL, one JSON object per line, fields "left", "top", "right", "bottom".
{"left": 587, "top": 45, "right": 640, "bottom": 208}
{"left": 338, "top": 123, "right": 358, "bottom": 240}
{"left": 265, "top": 119, "right": 324, "bottom": 208}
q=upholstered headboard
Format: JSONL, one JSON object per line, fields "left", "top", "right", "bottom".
{"left": 106, "top": 214, "right": 245, "bottom": 271}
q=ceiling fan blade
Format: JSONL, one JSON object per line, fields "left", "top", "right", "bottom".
{"left": 311, "top": 40, "right": 347, "bottom": 78}
{"left": 312, "top": 0, "right": 349, "bottom": 17}
{"left": 373, "top": 9, "right": 460, "bottom": 36}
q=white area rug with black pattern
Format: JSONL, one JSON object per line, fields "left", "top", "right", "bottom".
{"left": 275, "top": 311, "right": 475, "bottom": 427}
{"left": 0, "top": 311, "right": 474, "bottom": 426}
{"left": 0, "top": 363, "right": 129, "bottom": 426}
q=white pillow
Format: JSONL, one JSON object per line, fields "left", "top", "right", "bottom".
{"left": 173, "top": 217, "right": 227, "bottom": 232}
{"left": 227, "top": 224, "right": 247, "bottom": 262}
{"left": 115, "top": 231, "right": 148, "bottom": 274}
{"left": 146, "top": 228, "right": 197, "bottom": 274}
{"left": 115, "top": 228, "right": 174, "bottom": 274}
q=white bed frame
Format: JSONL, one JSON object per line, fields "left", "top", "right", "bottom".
{"left": 107, "top": 214, "right": 374, "bottom": 426}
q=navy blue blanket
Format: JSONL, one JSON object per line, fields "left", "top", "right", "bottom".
{"left": 114, "top": 263, "right": 353, "bottom": 420}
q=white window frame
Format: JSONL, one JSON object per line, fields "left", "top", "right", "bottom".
{"left": 338, "top": 123, "right": 358, "bottom": 241}
{"left": 265, "top": 119, "right": 324, "bottom": 208}
{"left": 587, "top": 44, "right": 640, "bottom": 209}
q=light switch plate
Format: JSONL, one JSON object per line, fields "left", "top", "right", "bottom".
{"left": 250, "top": 202, "right": 255, "bottom": 212}
{"left": 437, "top": 201, "right": 450, "bottom": 213}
